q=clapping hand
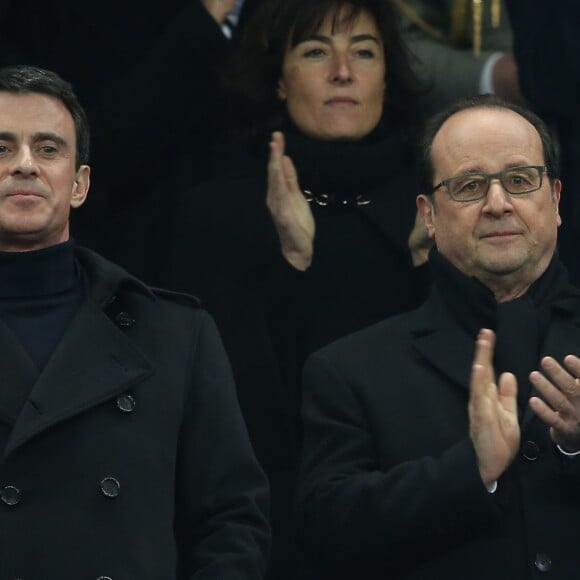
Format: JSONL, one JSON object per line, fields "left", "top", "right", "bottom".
{"left": 266, "top": 131, "right": 315, "bottom": 271}
{"left": 468, "top": 329, "right": 520, "bottom": 487}
{"left": 530, "top": 355, "right": 580, "bottom": 452}
{"left": 408, "top": 208, "right": 433, "bottom": 266}
{"left": 201, "top": 0, "right": 237, "bottom": 24}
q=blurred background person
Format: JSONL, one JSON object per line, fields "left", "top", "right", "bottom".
{"left": 165, "top": 0, "right": 432, "bottom": 577}
{"left": 395, "top": 0, "right": 524, "bottom": 115}
{"left": 506, "top": 0, "right": 580, "bottom": 285}
{"left": 0, "top": 0, "right": 263, "bottom": 283}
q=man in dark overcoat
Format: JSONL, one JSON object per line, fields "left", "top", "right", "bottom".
{"left": 297, "top": 94, "right": 580, "bottom": 579}
{"left": 0, "top": 65, "right": 270, "bottom": 579}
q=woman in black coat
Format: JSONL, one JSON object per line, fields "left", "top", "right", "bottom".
{"left": 165, "top": 0, "right": 432, "bottom": 577}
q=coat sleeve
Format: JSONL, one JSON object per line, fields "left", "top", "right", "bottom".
{"left": 174, "top": 310, "right": 271, "bottom": 579}
{"left": 296, "top": 349, "right": 504, "bottom": 574}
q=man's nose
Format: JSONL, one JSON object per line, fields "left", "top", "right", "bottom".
{"left": 483, "top": 178, "right": 513, "bottom": 213}
{"left": 11, "top": 147, "right": 38, "bottom": 176}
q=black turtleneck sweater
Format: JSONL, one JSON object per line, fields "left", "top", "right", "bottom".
{"left": 0, "top": 240, "right": 84, "bottom": 371}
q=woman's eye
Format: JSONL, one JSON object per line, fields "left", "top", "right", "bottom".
{"left": 356, "top": 49, "right": 375, "bottom": 58}
{"left": 303, "top": 48, "right": 326, "bottom": 58}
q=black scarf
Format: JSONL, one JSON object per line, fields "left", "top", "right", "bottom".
{"left": 430, "top": 249, "right": 575, "bottom": 413}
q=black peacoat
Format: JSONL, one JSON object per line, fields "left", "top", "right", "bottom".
{"left": 298, "top": 265, "right": 580, "bottom": 579}
{"left": 0, "top": 247, "right": 270, "bottom": 579}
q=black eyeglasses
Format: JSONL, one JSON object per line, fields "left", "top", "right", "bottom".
{"left": 431, "top": 165, "right": 548, "bottom": 202}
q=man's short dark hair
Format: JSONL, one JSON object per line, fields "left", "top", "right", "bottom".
{"left": 417, "top": 94, "right": 560, "bottom": 194}
{"left": 0, "top": 65, "right": 90, "bottom": 167}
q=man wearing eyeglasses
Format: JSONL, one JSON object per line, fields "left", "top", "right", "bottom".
{"left": 297, "top": 94, "right": 580, "bottom": 579}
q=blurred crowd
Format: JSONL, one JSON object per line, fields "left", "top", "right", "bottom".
{"left": 2, "top": 1, "right": 578, "bottom": 577}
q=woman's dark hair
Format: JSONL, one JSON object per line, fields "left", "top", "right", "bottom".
{"left": 223, "top": 0, "right": 424, "bottom": 145}
{"left": 417, "top": 94, "right": 560, "bottom": 195}
{"left": 0, "top": 64, "right": 90, "bottom": 167}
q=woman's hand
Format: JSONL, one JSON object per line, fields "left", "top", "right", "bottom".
{"left": 408, "top": 209, "right": 433, "bottom": 266}
{"left": 266, "top": 131, "right": 315, "bottom": 271}
{"left": 201, "top": 0, "right": 237, "bottom": 25}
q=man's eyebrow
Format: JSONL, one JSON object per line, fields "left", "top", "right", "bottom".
{"left": 32, "top": 132, "right": 68, "bottom": 147}
{"left": 0, "top": 132, "right": 69, "bottom": 147}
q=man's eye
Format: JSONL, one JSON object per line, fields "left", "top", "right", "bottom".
{"left": 462, "top": 180, "right": 483, "bottom": 191}
{"left": 40, "top": 146, "right": 58, "bottom": 155}
{"left": 510, "top": 174, "right": 530, "bottom": 185}
{"left": 0, "top": 145, "right": 8, "bottom": 155}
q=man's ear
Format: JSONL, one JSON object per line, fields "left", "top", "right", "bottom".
{"left": 552, "top": 178, "right": 562, "bottom": 227}
{"left": 416, "top": 194, "right": 436, "bottom": 239}
{"left": 71, "top": 165, "right": 90, "bottom": 208}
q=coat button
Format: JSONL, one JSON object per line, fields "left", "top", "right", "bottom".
{"left": 116, "top": 393, "right": 136, "bottom": 413}
{"left": 97, "top": 577, "right": 113, "bottom": 579}
{"left": 100, "top": 477, "right": 121, "bottom": 498}
{"left": 115, "top": 311, "right": 135, "bottom": 327}
{"left": 522, "top": 440, "right": 540, "bottom": 461}
{"left": 534, "top": 553, "right": 552, "bottom": 572}
{"left": 1, "top": 485, "right": 21, "bottom": 506}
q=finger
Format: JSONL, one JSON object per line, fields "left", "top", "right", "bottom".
{"left": 538, "top": 357, "right": 579, "bottom": 399}
{"left": 269, "top": 131, "right": 284, "bottom": 165}
{"left": 270, "top": 131, "right": 285, "bottom": 157}
{"left": 281, "top": 154, "right": 301, "bottom": 194}
{"left": 529, "top": 395, "right": 571, "bottom": 435}
{"left": 529, "top": 369, "right": 574, "bottom": 416}
{"left": 498, "top": 372, "right": 518, "bottom": 416}
{"left": 563, "top": 354, "right": 580, "bottom": 383}
{"left": 267, "top": 133, "right": 287, "bottom": 203}
{"left": 470, "top": 363, "right": 488, "bottom": 398}
{"left": 472, "top": 329, "right": 496, "bottom": 385}
{"left": 469, "top": 362, "right": 499, "bottom": 429}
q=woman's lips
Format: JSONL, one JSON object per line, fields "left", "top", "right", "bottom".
{"left": 325, "top": 97, "right": 358, "bottom": 105}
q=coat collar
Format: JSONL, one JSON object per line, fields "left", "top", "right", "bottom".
{"left": 0, "top": 247, "right": 160, "bottom": 459}
{"left": 2, "top": 297, "right": 155, "bottom": 459}
{"left": 410, "top": 290, "right": 477, "bottom": 390}
{"left": 409, "top": 277, "right": 580, "bottom": 416}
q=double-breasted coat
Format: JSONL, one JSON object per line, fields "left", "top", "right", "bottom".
{"left": 0, "top": 247, "right": 270, "bottom": 579}
{"left": 298, "top": 264, "right": 580, "bottom": 579}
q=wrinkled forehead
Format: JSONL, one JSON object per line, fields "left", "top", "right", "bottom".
{"left": 432, "top": 107, "right": 544, "bottom": 170}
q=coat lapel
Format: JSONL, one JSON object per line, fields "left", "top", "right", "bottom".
{"left": 410, "top": 296, "right": 476, "bottom": 391}
{"left": 2, "top": 297, "right": 154, "bottom": 459}
{"left": 0, "top": 321, "right": 38, "bottom": 426}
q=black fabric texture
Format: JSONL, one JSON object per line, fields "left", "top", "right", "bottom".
{"left": 0, "top": 239, "right": 83, "bottom": 371}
